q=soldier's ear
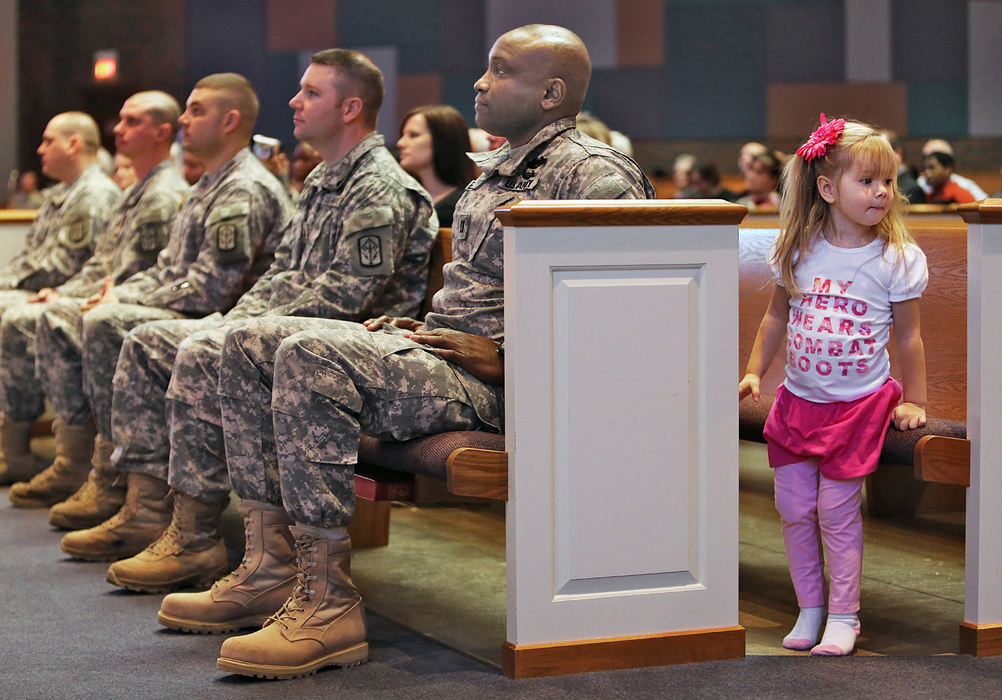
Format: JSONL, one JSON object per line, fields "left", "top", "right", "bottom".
{"left": 541, "top": 78, "right": 566, "bottom": 112}
{"left": 221, "top": 109, "right": 241, "bottom": 136}
{"left": 342, "top": 96, "right": 363, "bottom": 124}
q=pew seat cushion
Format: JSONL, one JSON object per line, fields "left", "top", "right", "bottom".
{"left": 358, "top": 431, "right": 506, "bottom": 480}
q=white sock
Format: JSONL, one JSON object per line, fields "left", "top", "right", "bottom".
{"left": 811, "top": 613, "right": 860, "bottom": 656}
{"left": 783, "top": 606, "right": 825, "bottom": 650}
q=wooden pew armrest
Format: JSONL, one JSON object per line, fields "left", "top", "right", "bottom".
{"left": 914, "top": 435, "right": 971, "bottom": 486}
{"left": 446, "top": 447, "right": 508, "bottom": 501}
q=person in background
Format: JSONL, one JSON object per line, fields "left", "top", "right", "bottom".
{"left": 672, "top": 153, "right": 696, "bottom": 197}
{"left": 737, "top": 150, "right": 783, "bottom": 208}
{"left": 878, "top": 130, "right": 924, "bottom": 204}
{"left": 918, "top": 138, "right": 988, "bottom": 201}
{"left": 180, "top": 149, "right": 205, "bottom": 186}
{"left": 8, "top": 170, "right": 45, "bottom": 209}
{"left": 397, "top": 104, "right": 478, "bottom": 227}
{"left": 112, "top": 153, "right": 138, "bottom": 191}
{"left": 290, "top": 141, "right": 322, "bottom": 194}
{"left": 688, "top": 162, "right": 737, "bottom": 202}
{"left": 922, "top": 152, "right": 981, "bottom": 204}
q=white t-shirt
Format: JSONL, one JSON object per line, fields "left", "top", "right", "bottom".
{"left": 772, "top": 234, "right": 928, "bottom": 403}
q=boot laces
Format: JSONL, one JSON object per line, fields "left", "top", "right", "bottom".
{"left": 146, "top": 517, "right": 184, "bottom": 556}
{"left": 269, "top": 536, "right": 319, "bottom": 628}
{"left": 63, "top": 472, "right": 99, "bottom": 504}
{"left": 218, "top": 515, "right": 256, "bottom": 585}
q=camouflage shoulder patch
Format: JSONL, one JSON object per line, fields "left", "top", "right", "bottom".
{"left": 343, "top": 205, "right": 394, "bottom": 235}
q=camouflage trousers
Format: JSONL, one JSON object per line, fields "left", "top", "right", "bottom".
{"left": 167, "top": 316, "right": 359, "bottom": 502}
{"left": 218, "top": 320, "right": 503, "bottom": 529}
{"left": 36, "top": 300, "right": 184, "bottom": 435}
{"left": 110, "top": 315, "right": 223, "bottom": 481}
{"left": 0, "top": 292, "right": 51, "bottom": 420}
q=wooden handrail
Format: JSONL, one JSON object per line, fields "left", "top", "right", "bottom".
{"left": 495, "top": 199, "right": 748, "bottom": 227}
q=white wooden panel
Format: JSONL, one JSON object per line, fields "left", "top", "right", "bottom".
{"left": 967, "top": 220, "right": 1002, "bottom": 622}
{"left": 505, "top": 221, "right": 739, "bottom": 644}
{"left": 553, "top": 268, "right": 698, "bottom": 590}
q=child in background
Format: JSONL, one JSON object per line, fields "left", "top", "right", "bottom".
{"left": 739, "top": 114, "right": 929, "bottom": 656}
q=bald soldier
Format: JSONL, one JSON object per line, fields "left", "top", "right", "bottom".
{"left": 0, "top": 112, "right": 120, "bottom": 484}
{"left": 159, "top": 25, "right": 655, "bottom": 679}
{"left": 36, "top": 74, "right": 291, "bottom": 549}
{"left": 1, "top": 92, "right": 190, "bottom": 506}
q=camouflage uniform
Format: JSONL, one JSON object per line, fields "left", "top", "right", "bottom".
{"left": 108, "top": 133, "right": 434, "bottom": 500}
{"left": 0, "top": 163, "right": 121, "bottom": 294}
{"left": 219, "top": 118, "right": 656, "bottom": 526}
{"left": 35, "top": 148, "right": 290, "bottom": 446}
{"left": 0, "top": 160, "right": 188, "bottom": 423}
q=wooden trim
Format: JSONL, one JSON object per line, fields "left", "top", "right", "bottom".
{"left": 958, "top": 198, "right": 1002, "bottom": 224}
{"left": 960, "top": 621, "right": 1002, "bottom": 657}
{"left": 0, "top": 209, "right": 37, "bottom": 223}
{"left": 347, "top": 499, "right": 391, "bottom": 548}
{"left": 502, "top": 626, "right": 745, "bottom": 678}
{"left": 445, "top": 447, "right": 508, "bottom": 501}
{"left": 495, "top": 199, "right": 749, "bottom": 228}
{"left": 913, "top": 435, "right": 970, "bottom": 486}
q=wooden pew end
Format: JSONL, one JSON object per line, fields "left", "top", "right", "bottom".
{"left": 914, "top": 435, "right": 971, "bottom": 487}
{"left": 446, "top": 448, "right": 508, "bottom": 501}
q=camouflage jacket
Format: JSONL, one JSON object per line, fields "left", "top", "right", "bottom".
{"left": 114, "top": 148, "right": 291, "bottom": 315}
{"left": 226, "top": 133, "right": 435, "bottom": 322}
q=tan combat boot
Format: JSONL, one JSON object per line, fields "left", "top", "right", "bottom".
{"left": 49, "top": 435, "right": 126, "bottom": 530}
{"left": 158, "top": 500, "right": 297, "bottom": 633}
{"left": 216, "top": 525, "right": 368, "bottom": 679}
{"left": 0, "top": 412, "right": 48, "bottom": 486}
{"left": 9, "top": 419, "right": 95, "bottom": 507}
{"left": 105, "top": 490, "right": 231, "bottom": 593}
{"left": 60, "top": 472, "right": 171, "bottom": 562}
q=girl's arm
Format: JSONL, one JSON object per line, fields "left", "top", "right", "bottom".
{"left": 739, "top": 284, "right": 791, "bottom": 401}
{"left": 891, "top": 297, "right": 928, "bottom": 430}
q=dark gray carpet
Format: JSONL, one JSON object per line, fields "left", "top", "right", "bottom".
{"left": 3, "top": 487, "right": 1002, "bottom": 699}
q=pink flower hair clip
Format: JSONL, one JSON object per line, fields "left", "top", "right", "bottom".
{"left": 796, "top": 112, "right": 845, "bottom": 162}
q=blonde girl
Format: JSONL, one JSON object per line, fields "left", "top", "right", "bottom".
{"left": 739, "top": 114, "right": 928, "bottom": 656}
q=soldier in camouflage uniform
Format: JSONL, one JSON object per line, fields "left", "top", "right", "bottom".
{"left": 2, "top": 92, "right": 190, "bottom": 510}
{"left": 100, "top": 50, "right": 435, "bottom": 594}
{"left": 0, "top": 111, "right": 120, "bottom": 486}
{"left": 163, "top": 26, "right": 655, "bottom": 680}
{"left": 39, "top": 74, "right": 291, "bottom": 562}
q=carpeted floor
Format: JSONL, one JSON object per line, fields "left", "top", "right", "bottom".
{"left": 3, "top": 484, "right": 1002, "bottom": 699}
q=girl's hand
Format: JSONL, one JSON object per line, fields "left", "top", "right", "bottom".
{"left": 892, "top": 402, "right": 927, "bottom": 430}
{"left": 739, "top": 373, "right": 761, "bottom": 401}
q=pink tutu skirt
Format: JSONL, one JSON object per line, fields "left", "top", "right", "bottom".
{"left": 763, "top": 378, "right": 902, "bottom": 479}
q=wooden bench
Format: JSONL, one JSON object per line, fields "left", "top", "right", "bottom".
{"left": 738, "top": 209, "right": 969, "bottom": 515}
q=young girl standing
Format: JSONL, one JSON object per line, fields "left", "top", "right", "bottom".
{"left": 739, "top": 115, "right": 928, "bottom": 656}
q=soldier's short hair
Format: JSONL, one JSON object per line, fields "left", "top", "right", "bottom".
{"left": 310, "top": 49, "right": 384, "bottom": 128}
{"left": 130, "top": 90, "right": 183, "bottom": 140}
{"left": 52, "top": 112, "right": 102, "bottom": 155}
{"left": 194, "top": 73, "right": 259, "bottom": 139}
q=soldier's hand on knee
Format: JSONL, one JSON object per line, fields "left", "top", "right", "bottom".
{"left": 406, "top": 328, "right": 503, "bottom": 385}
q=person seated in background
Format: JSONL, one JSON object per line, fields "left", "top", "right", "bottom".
{"left": 923, "top": 151, "right": 982, "bottom": 204}
{"left": 672, "top": 153, "right": 697, "bottom": 197}
{"left": 180, "top": 149, "right": 205, "bottom": 186}
{"left": 112, "top": 153, "right": 138, "bottom": 190}
{"left": 290, "top": 141, "right": 321, "bottom": 194}
{"left": 918, "top": 138, "right": 988, "bottom": 200}
{"left": 7, "top": 170, "right": 45, "bottom": 209}
{"left": 397, "top": 104, "right": 478, "bottom": 228}
{"left": 575, "top": 111, "right": 612, "bottom": 145}
{"left": 687, "top": 162, "right": 737, "bottom": 202}
{"left": 736, "top": 149, "right": 782, "bottom": 208}
{"left": 879, "top": 130, "right": 924, "bottom": 204}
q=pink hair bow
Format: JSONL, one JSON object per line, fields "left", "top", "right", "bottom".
{"left": 796, "top": 112, "right": 845, "bottom": 162}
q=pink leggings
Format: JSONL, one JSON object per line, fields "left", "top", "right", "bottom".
{"left": 774, "top": 458, "right": 864, "bottom": 614}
